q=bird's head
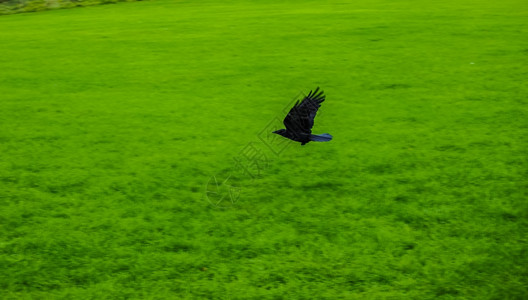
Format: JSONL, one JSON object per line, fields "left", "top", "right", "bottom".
{"left": 273, "top": 129, "right": 287, "bottom": 137}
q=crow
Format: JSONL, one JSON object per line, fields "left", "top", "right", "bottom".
{"left": 273, "top": 87, "right": 333, "bottom": 145}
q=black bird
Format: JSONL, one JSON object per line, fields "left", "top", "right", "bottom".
{"left": 273, "top": 87, "right": 333, "bottom": 145}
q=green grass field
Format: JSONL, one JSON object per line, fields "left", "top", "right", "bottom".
{"left": 1, "top": 0, "right": 527, "bottom": 298}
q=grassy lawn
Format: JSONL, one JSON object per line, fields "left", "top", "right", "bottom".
{"left": 1, "top": 0, "right": 527, "bottom": 298}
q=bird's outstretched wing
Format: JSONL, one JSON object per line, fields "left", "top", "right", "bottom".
{"left": 283, "top": 87, "right": 326, "bottom": 135}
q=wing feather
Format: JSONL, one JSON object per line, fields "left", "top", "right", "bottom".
{"left": 283, "top": 87, "right": 326, "bottom": 135}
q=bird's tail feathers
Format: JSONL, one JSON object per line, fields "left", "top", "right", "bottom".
{"left": 310, "top": 133, "right": 333, "bottom": 142}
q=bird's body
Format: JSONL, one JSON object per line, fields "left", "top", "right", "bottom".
{"left": 273, "top": 87, "right": 332, "bottom": 145}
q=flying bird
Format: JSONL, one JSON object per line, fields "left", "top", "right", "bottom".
{"left": 273, "top": 87, "right": 333, "bottom": 145}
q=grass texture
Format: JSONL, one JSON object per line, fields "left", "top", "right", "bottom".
{"left": 0, "top": 0, "right": 527, "bottom": 298}
{"left": 0, "top": 0, "right": 141, "bottom": 15}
